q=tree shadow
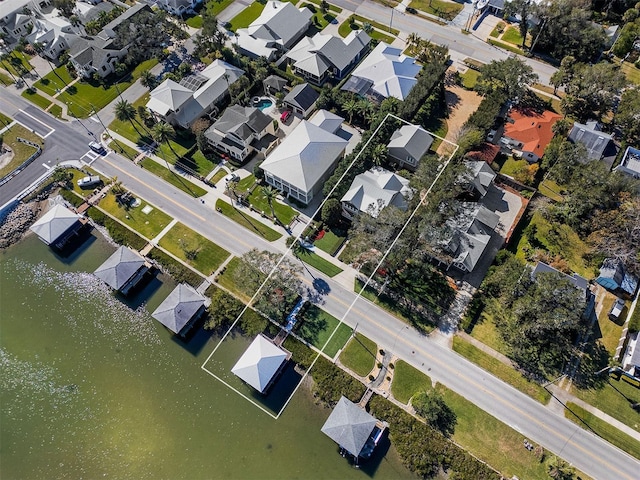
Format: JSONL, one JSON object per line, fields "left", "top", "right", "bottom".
{"left": 573, "top": 341, "right": 611, "bottom": 389}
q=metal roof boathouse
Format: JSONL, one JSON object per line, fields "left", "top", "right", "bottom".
{"left": 231, "top": 334, "right": 291, "bottom": 394}
{"left": 151, "top": 283, "right": 206, "bottom": 336}
{"left": 29, "top": 204, "right": 88, "bottom": 250}
{"left": 94, "top": 246, "right": 153, "bottom": 296}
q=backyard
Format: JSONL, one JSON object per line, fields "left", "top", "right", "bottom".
{"left": 339, "top": 333, "right": 377, "bottom": 377}
{"left": 98, "top": 192, "right": 173, "bottom": 240}
{"left": 158, "top": 222, "right": 230, "bottom": 276}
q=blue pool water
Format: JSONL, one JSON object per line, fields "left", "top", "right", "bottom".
{"left": 256, "top": 98, "right": 274, "bottom": 111}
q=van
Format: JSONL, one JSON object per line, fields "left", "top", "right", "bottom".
{"left": 77, "top": 175, "right": 102, "bottom": 188}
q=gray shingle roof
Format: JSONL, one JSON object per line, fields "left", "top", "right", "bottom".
{"left": 209, "top": 105, "right": 272, "bottom": 142}
{"left": 151, "top": 284, "right": 205, "bottom": 334}
{"left": 29, "top": 204, "right": 80, "bottom": 245}
{"left": 94, "top": 246, "right": 146, "bottom": 291}
{"left": 568, "top": 122, "right": 613, "bottom": 160}
{"left": 388, "top": 125, "right": 433, "bottom": 162}
{"left": 321, "top": 396, "right": 377, "bottom": 457}
{"left": 263, "top": 74, "right": 288, "bottom": 91}
{"left": 284, "top": 83, "right": 319, "bottom": 111}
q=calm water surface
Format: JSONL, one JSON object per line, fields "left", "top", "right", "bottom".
{"left": 0, "top": 232, "right": 414, "bottom": 480}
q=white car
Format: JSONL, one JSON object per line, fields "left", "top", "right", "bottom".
{"left": 88, "top": 141, "right": 105, "bottom": 154}
{"left": 77, "top": 175, "right": 101, "bottom": 188}
{"left": 224, "top": 173, "right": 239, "bottom": 183}
{"left": 609, "top": 298, "right": 625, "bottom": 320}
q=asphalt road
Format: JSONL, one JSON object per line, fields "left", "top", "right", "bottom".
{"left": 89, "top": 138, "right": 638, "bottom": 480}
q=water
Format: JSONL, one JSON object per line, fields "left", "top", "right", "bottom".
{"left": 256, "top": 98, "right": 274, "bottom": 111}
{"left": 0, "top": 232, "right": 414, "bottom": 479}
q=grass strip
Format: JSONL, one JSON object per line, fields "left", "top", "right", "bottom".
{"left": 215, "top": 199, "right": 282, "bottom": 241}
{"left": 339, "top": 332, "right": 376, "bottom": 377}
{"left": 295, "top": 251, "right": 343, "bottom": 277}
{"left": 158, "top": 222, "right": 230, "bottom": 275}
{"left": 565, "top": 402, "right": 640, "bottom": 460}
{"left": 295, "top": 304, "right": 352, "bottom": 356}
{"left": 391, "top": 359, "right": 432, "bottom": 404}
{"left": 146, "top": 247, "right": 204, "bottom": 288}
{"left": 140, "top": 158, "right": 207, "bottom": 197}
{"left": 21, "top": 89, "right": 52, "bottom": 110}
{"left": 453, "top": 336, "right": 551, "bottom": 404}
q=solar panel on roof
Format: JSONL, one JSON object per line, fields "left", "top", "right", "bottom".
{"left": 179, "top": 74, "right": 207, "bottom": 91}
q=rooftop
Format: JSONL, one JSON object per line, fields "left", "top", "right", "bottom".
{"left": 151, "top": 284, "right": 206, "bottom": 334}
{"left": 341, "top": 167, "right": 411, "bottom": 218}
{"left": 94, "top": 246, "right": 146, "bottom": 291}
{"left": 284, "top": 83, "right": 319, "bottom": 111}
{"left": 503, "top": 109, "right": 562, "bottom": 158}
{"left": 231, "top": 334, "right": 289, "bottom": 393}
{"left": 321, "top": 396, "right": 378, "bottom": 457}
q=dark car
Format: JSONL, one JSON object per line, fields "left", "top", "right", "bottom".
{"left": 89, "top": 141, "right": 106, "bottom": 154}
{"left": 406, "top": 6, "right": 417, "bottom": 14}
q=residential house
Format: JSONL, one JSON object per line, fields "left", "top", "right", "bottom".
{"left": 151, "top": 284, "right": 206, "bottom": 336}
{"left": 25, "top": 16, "right": 76, "bottom": 61}
{"left": 500, "top": 109, "right": 561, "bottom": 163}
{"left": 568, "top": 121, "right": 615, "bottom": 165}
{"left": 621, "top": 332, "right": 640, "bottom": 378}
{"left": 532, "top": 261, "right": 595, "bottom": 316}
{"left": 596, "top": 258, "right": 639, "bottom": 299}
{"left": 94, "top": 245, "right": 153, "bottom": 296}
{"left": 321, "top": 396, "right": 386, "bottom": 459}
{"left": 156, "top": 0, "right": 203, "bottom": 16}
{"left": 204, "top": 105, "right": 275, "bottom": 162}
{"left": 387, "top": 124, "right": 433, "bottom": 170}
{"left": 443, "top": 203, "right": 500, "bottom": 273}
{"left": 285, "top": 30, "right": 370, "bottom": 86}
{"left": 0, "top": 0, "right": 51, "bottom": 44}
{"left": 231, "top": 334, "right": 291, "bottom": 393}
{"left": 465, "top": 142, "right": 501, "bottom": 165}
{"left": 613, "top": 146, "right": 640, "bottom": 180}
{"left": 308, "top": 108, "right": 343, "bottom": 134}
{"left": 341, "top": 42, "right": 421, "bottom": 101}
{"left": 146, "top": 60, "right": 245, "bottom": 128}
{"left": 263, "top": 74, "right": 288, "bottom": 96}
{"left": 235, "top": 1, "right": 312, "bottom": 61}
{"left": 260, "top": 109, "right": 347, "bottom": 205}
{"left": 460, "top": 160, "right": 496, "bottom": 199}
{"left": 341, "top": 167, "right": 412, "bottom": 219}
{"left": 29, "top": 204, "right": 85, "bottom": 249}
{"left": 283, "top": 83, "right": 318, "bottom": 117}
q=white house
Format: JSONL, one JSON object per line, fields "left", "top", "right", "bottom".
{"left": 156, "top": 0, "right": 203, "bottom": 16}
{"left": 387, "top": 124, "right": 433, "bottom": 170}
{"left": 147, "top": 60, "right": 245, "bottom": 128}
{"left": 342, "top": 41, "right": 421, "bottom": 101}
{"left": 0, "top": 0, "right": 51, "bottom": 44}
{"left": 204, "top": 105, "right": 275, "bottom": 162}
{"left": 614, "top": 146, "right": 640, "bottom": 180}
{"left": 285, "top": 30, "right": 370, "bottom": 85}
{"left": 235, "top": 1, "right": 312, "bottom": 61}
{"left": 341, "top": 167, "right": 411, "bottom": 219}
{"left": 260, "top": 110, "right": 347, "bottom": 205}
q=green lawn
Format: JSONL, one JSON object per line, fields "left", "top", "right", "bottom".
{"left": 206, "top": 0, "right": 236, "bottom": 15}
{"left": 215, "top": 199, "right": 282, "bottom": 241}
{"left": 339, "top": 333, "right": 376, "bottom": 377}
{"left": 98, "top": 192, "right": 173, "bottom": 240}
{"left": 501, "top": 27, "right": 525, "bottom": 47}
{"left": 110, "top": 141, "right": 139, "bottom": 161}
{"left": 0, "top": 71, "right": 13, "bottom": 86}
{"left": 0, "top": 124, "right": 43, "bottom": 178}
{"left": 538, "top": 179, "right": 564, "bottom": 202}
{"left": 571, "top": 376, "right": 640, "bottom": 433}
{"left": 490, "top": 22, "right": 505, "bottom": 38}
{"left": 391, "top": 360, "right": 432, "bottom": 404}
{"left": 0, "top": 111, "right": 12, "bottom": 127}
{"left": 248, "top": 184, "right": 297, "bottom": 224}
{"left": 186, "top": 15, "right": 203, "bottom": 28}
{"left": 338, "top": 20, "right": 395, "bottom": 44}
{"left": 295, "top": 250, "right": 343, "bottom": 277}
{"left": 565, "top": 402, "right": 640, "bottom": 460}
{"left": 460, "top": 69, "right": 481, "bottom": 90}
{"left": 499, "top": 155, "right": 528, "bottom": 177}
{"left": 408, "top": 0, "right": 463, "bottom": 20}
{"left": 215, "top": 256, "right": 250, "bottom": 301}
{"left": 21, "top": 89, "right": 52, "bottom": 110}
{"left": 439, "top": 384, "right": 554, "bottom": 479}
{"left": 453, "top": 336, "right": 551, "bottom": 404}
{"left": 510, "top": 210, "right": 594, "bottom": 278}
{"left": 305, "top": 0, "right": 342, "bottom": 13}
{"left": 295, "top": 305, "right": 352, "bottom": 357}
{"left": 487, "top": 38, "right": 524, "bottom": 55}
{"left": 209, "top": 169, "right": 227, "bottom": 185}
{"left": 48, "top": 104, "right": 64, "bottom": 119}
{"left": 228, "top": 1, "right": 265, "bottom": 31}
{"left": 59, "top": 59, "right": 158, "bottom": 118}
{"left": 468, "top": 300, "right": 509, "bottom": 353}
{"left": 236, "top": 173, "right": 255, "bottom": 192}
{"left": 68, "top": 168, "right": 104, "bottom": 196}
{"left": 313, "top": 228, "right": 346, "bottom": 255}
{"left": 1, "top": 51, "right": 33, "bottom": 77}
{"left": 620, "top": 60, "right": 640, "bottom": 86}
{"left": 34, "top": 66, "right": 74, "bottom": 96}
{"left": 595, "top": 293, "right": 626, "bottom": 355}
{"left": 139, "top": 158, "right": 207, "bottom": 197}
{"left": 158, "top": 222, "right": 230, "bottom": 275}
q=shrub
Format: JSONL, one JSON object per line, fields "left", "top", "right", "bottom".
{"left": 312, "top": 356, "right": 365, "bottom": 406}
{"left": 86, "top": 207, "right": 147, "bottom": 250}
{"left": 147, "top": 247, "right": 203, "bottom": 287}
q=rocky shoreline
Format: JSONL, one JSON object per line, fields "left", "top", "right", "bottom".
{"left": 0, "top": 202, "right": 41, "bottom": 249}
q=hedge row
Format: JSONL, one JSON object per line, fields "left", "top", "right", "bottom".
{"left": 146, "top": 247, "right": 203, "bottom": 287}
{"left": 369, "top": 395, "right": 500, "bottom": 480}
{"left": 464, "top": 90, "right": 507, "bottom": 134}
{"left": 398, "top": 54, "right": 449, "bottom": 121}
{"left": 86, "top": 207, "right": 147, "bottom": 250}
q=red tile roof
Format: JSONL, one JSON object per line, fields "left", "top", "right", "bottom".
{"left": 466, "top": 142, "right": 501, "bottom": 164}
{"left": 503, "top": 109, "right": 562, "bottom": 158}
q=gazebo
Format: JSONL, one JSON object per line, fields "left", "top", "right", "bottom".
{"left": 231, "top": 334, "right": 290, "bottom": 393}
{"left": 321, "top": 396, "right": 380, "bottom": 459}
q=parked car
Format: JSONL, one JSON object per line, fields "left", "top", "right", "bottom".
{"left": 609, "top": 298, "right": 625, "bottom": 320}
{"left": 224, "top": 173, "right": 239, "bottom": 184}
{"left": 406, "top": 6, "right": 417, "bottom": 14}
{"left": 88, "top": 141, "right": 106, "bottom": 154}
{"left": 280, "top": 110, "right": 292, "bottom": 123}
{"left": 77, "top": 175, "right": 102, "bottom": 188}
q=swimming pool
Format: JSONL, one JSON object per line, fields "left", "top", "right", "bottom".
{"left": 255, "top": 98, "right": 274, "bottom": 111}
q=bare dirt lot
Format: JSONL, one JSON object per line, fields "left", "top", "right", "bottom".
{"left": 437, "top": 73, "right": 483, "bottom": 155}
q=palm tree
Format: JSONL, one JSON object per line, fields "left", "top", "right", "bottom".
{"left": 343, "top": 98, "right": 358, "bottom": 124}
{"left": 115, "top": 99, "right": 144, "bottom": 138}
{"left": 362, "top": 22, "right": 373, "bottom": 34}
{"left": 151, "top": 121, "right": 180, "bottom": 161}
{"left": 370, "top": 144, "right": 388, "bottom": 166}
{"left": 406, "top": 32, "right": 420, "bottom": 51}
{"left": 357, "top": 99, "right": 373, "bottom": 124}
{"left": 261, "top": 185, "right": 278, "bottom": 221}
{"left": 140, "top": 70, "right": 156, "bottom": 89}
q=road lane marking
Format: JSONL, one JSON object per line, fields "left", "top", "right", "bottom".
{"left": 19, "top": 109, "right": 55, "bottom": 137}
{"left": 42, "top": 163, "right": 51, "bottom": 170}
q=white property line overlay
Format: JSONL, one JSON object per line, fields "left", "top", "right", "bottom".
{"left": 201, "top": 113, "right": 459, "bottom": 419}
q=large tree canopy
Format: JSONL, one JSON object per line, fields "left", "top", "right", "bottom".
{"left": 476, "top": 57, "right": 538, "bottom": 102}
{"left": 614, "top": 87, "right": 640, "bottom": 143}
